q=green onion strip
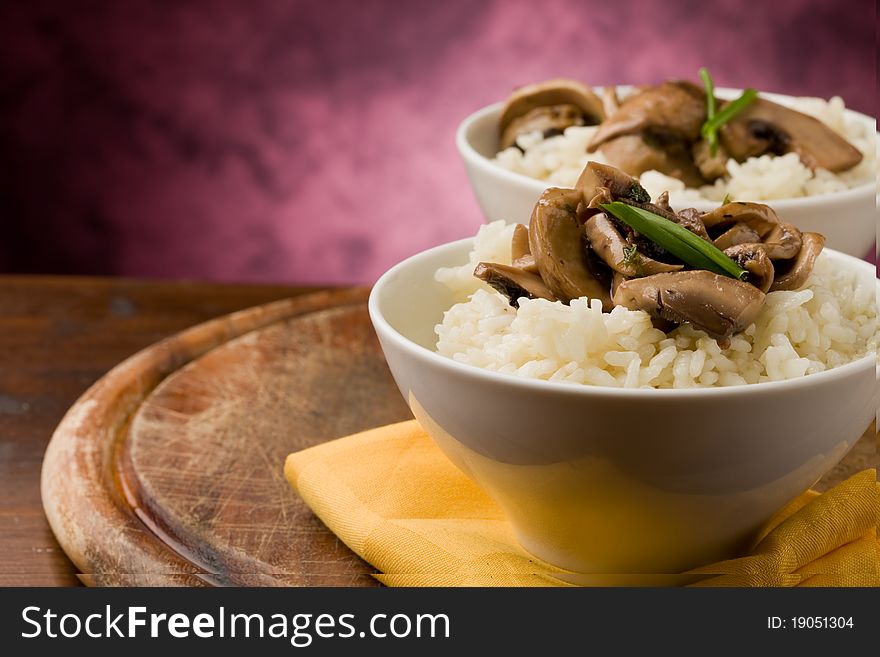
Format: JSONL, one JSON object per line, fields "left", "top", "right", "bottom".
{"left": 600, "top": 202, "right": 748, "bottom": 281}
{"left": 698, "top": 67, "right": 718, "bottom": 154}
{"left": 698, "top": 67, "right": 758, "bottom": 156}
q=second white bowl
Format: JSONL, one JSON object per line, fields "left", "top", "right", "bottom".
{"left": 456, "top": 89, "right": 878, "bottom": 258}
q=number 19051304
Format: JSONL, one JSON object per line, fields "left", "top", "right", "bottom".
{"left": 768, "top": 616, "right": 854, "bottom": 629}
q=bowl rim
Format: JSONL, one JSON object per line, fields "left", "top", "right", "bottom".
{"left": 455, "top": 87, "right": 878, "bottom": 210}
{"left": 369, "top": 236, "right": 878, "bottom": 399}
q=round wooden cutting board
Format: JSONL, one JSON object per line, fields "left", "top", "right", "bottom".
{"left": 41, "top": 289, "right": 412, "bottom": 586}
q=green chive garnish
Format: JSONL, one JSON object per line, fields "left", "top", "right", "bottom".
{"left": 701, "top": 88, "right": 758, "bottom": 156}
{"left": 698, "top": 68, "right": 718, "bottom": 155}
{"left": 699, "top": 68, "right": 716, "bottom": 119}
{"left": 601, "top": 202, "right": 748, "bottom": 281}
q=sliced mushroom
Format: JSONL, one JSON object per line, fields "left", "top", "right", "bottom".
{"left": 674, "top": 208, "right": 712, "bottom": 242}
{"left": 610, "top": 271, "right": 627, "bottom": 298}
{"left": 692, "top": 138, "right": 729, "bottom": 181}
{"left": 528, "top": 187, "right": 612, "bottom": 309}
{"left": 723, "top": 244, "right": 775, "bottom": 293}
{"left": 474, "top": 262, "right": 557, "bottom": 307}
{"left": 760, "top": 222, "right": 803, "bottom": 261}
{"left": 713, "top": 223, "right": 762, "bottom": 250}
{"left": 769, "top": 232, "right": 825, "bottom": 291}
{"left": 575, "top": 161, "right": 651, "bottom": 205}
{"left": 718, "top": 97, "right": 862, "bottom": 172}
{"left": 699, "top": 201, "right": 779, "bottom": 237}
{"left": 511, "top": 223, "right": 539, "bottom": 272}
{"left": 654, "top": 191, "right": 672, "bottom": 213}
{"left": 601, "top": 86, "right": 620, "bottom": 117}
{"left": 584, "top": 213, "right": 683, "bottom": 277}
{"left": 579, "top": 170, "right": 694, "bottom": 263}
{"left": 588, "top": 81, "right": 707, "bottom": 149}
{"left": 511, "top": 223, "right": 530, "bottom": 261}
{"left": 596, "top": 133, "right": 706, "bottom": 188}
{"left": 585, "top": 185, "right": 614, "bottom": 210}
{"left": 613, "top": 270, "right": 766, "bottom": 339}
{"left": 499, "top": 79, "right": 604, "bottom": 149}
{"left": 500, "top": 104, "right": 585, "bottom": 150}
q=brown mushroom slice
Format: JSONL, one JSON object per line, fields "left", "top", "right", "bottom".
{"left": 584, "top": 213, "right": 683, "bottom": 277}
{"left": 500, "top": 104, "right": 586, "bottom": 150}
{"left": 674, "top": 208, "right": 712, "bottom": 242}
{"left": 723, "top": 244, "right": 775, "bottom": 293}
{"left": 713, "top": 223, "right": 762, "bottom": 250}
{"left": 511, "top": 223, "right": 530, "bottom": 261}
{"left": 585, "top": 185, "right": 614, "bottom": 210}
{"left": 588, "top": 81, "right": 707, "bottom": 150}
{"left": 499, "top": 79, "right": 604, "bottom": 138}
{"left": 528, "top": 187, "right": 612, "bottom": 309}
{"left": 699, "top": 201, "right": 779, "bottom": 237}
{"left": 510, "top": 223, "right": 539, "bottom": 272}
{"left": 575, "top": 160, "right": 651, "bottom": 205}
{"left": 654, "top": 191, "right": 672, "bottom": 213}
{"left": 601, "top": 86, "right": 620, "bottom": 117}
{"left": 769, "top": 232, "right": 825, "bottom": 292}
{"left": 474, "top": 262, "right": 557, "bottom": 308}
{"left": 613, "top": 270, "right": 766, "bottom": 339}
{"left": 718, "top": 97, "right": 862, "bottom": 172}
{"left": 692, "top": 138, "right": 729, "bottom": 181}
{"left": 610, "top": 271, "right": 628, "bottom": 298}
{"left": 596, "top": 134, "right": 706, "bottom": 188}
{"left": 760, "top": 222, "right": 803, "bottom": 261}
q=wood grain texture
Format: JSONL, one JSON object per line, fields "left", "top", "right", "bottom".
{"left": 0, "top": 276, "right": 318, "bottom": 586}
{"left": 123, "top": 301, "right": 413, "bottom": 585}
{"left": 42, "top": 288, "right": 414, "bottom": 585}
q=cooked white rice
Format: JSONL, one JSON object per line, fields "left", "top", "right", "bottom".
{"left": 434, "top": 222, "right": 877, "bottom": 388}
{"left": 494, "top": 95, "right": 878, "bottom": 205}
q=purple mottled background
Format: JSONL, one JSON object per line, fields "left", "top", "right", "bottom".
{"left": 0, "top": 0, "right": 875, "bottom": 284}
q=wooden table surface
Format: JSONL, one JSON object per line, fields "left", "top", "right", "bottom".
{"left": 0, "top": 276, "right": 875, "bottom": 586}
{"left": 0, "top": 276, "right": 317, "bottom": 586}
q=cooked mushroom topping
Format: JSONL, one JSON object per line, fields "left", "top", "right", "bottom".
{"left": 528, "top": 187, "right": 612, "bottom": 309}
{"left": 495, "top": 71, "right": 866, "bottom": 196}
{"left": 723, "top": 244, "right": 775, "bottom": 293}
{"left": 473, "top": 161, "right": 827, "bottom": 342}
{"left": 588, "top": 81, "right": 707, "bottom": 149}
{"left": 692, "top": 138, "right": 729, "bottom": 180}
{"left": 769, "top": 232, "right": 825, "bottom": 291}
{"left": 576, "top": 161, "right": 651, "bottom": 206}
{"left": 474, "top": 262, "right": 557, "bottom": 307}
{"left": 610, "top": 270, "right": 627, "bottom": 298}
{"left": 511, "top": 223, "right": 539, "bottom": 272}
{"left": 500, "top": 104, "right": 585, "bottom": 150}
{"left": 499, "top": 79, "right": 604, "bottom": 150}
{"left": 718, "top": 97, "right": 862, "bottom": 172}
{"left": 760, "top": 222, "right": 803, "bottom": 261}
{"left": 713, "top": 222, "right": 762, "bottom": 250}
{"left": 584, "top": 213, "right": 683, "bottom": 277}
{"left": 699, "top": 201, "right": 779, "bottom": 237}
{"left": 673, "top": 208, "right": 712, "bottom": 242}
{"left": 596, "top": 134, "right": 706, "bottom": 187}
{"left": 654, "top": 191, "right": 672, "bottom": 213}
{"left": 612, "top": 270, "right": 766, "bottom": 339}
{"left": 585, "top": 185, "right": 614, "bottom": 210}
{"left": 601, "top": 86, "right": 620, "bottom": 117}
{"left": 511, "top": 223, "right": 530, "bottom": 261}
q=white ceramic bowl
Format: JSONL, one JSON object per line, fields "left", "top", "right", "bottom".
{"left": 456, "top": 89, "right": 878, "bottom": 258}
{"left": 369, "top": 240, "right": 879, "bottom": 578}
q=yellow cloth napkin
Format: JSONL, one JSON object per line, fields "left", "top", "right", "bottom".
{"left": 284, "top": 420, "right": 879, "bottom": 587}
